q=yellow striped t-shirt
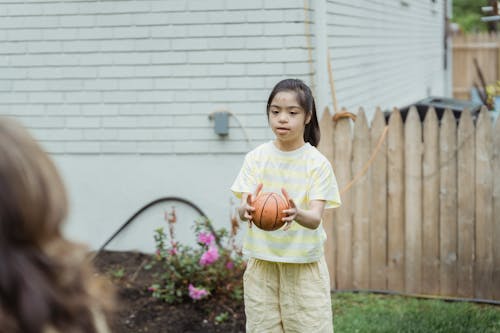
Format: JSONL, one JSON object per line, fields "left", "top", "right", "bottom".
{"left": 231, "top": 141, "right": 341, "bottom": 263}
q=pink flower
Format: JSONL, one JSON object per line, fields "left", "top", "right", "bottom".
{"left": 226, "top": 261, "right": 234, "bottom": 270}
{"left": 188, "top": 284, "right": 209, "bottom": 300}
{"left": 169, "top": 247, "right": 178, "bottom": 255}
{"left": 198, "top": 232, "right": 215, "bottom": 246}
{"left": 199, "top": 245, "right": 219, "bottom": 266}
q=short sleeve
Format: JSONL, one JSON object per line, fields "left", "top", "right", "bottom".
{"left": 230, "top": 153, "right": 257, "bottom": 199}
{"left": 309, "top": 160, "right": 341, "bottom": 209}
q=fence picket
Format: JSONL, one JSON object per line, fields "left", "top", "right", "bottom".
{"left": 475, "top": 107, "right": 494, "bottom": 299}
{"left": 422, "top": 107, "right": 440, "bottom": 295}
{"left": 352, "top": 109, "right": 370, "bottom": 289}
{"left": 493, "top": 117, "right": 500, "bottom": 300}
{"left": 318, "top": 108, "right": 336, "bottom": 289}
{"left": 334, "top": 111, "right": 353, "bottom": 289}
{"left": 387, "top": 109, "right": 405, "bottom": 291}
{"left": 439, "top": 109, "right": 458, "bottom": 296}
{"left": 457, "top": 109, "right": 475, "bottom": 298}
{"left": 404, "top": 107, "right": 423, "bottom": 294}
{"left": 370, "top": 108, "right": 387, "bottom": 290}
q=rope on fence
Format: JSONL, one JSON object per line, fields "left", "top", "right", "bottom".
{"left": 332, "top": 106, "right": 491, "bottom": 194}
{"left": 332, "top": 110, "right": 357, "bottom": 122}
{"left": 331, "top": 112, "right": 389, "bottom": 195}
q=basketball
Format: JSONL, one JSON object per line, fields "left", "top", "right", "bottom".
{"left": 251, "top": 192, "right": 289, "bottom": 231}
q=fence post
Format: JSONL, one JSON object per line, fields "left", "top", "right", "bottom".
{"left": 318, "top": 107, "right": 336, "bottom": 290}
{"left": 457, "top": 108, "right": 475, "bottom": 298}
{"left": 333, "top": 108, "right": 353, "bottom": 290}
{"left": 475, "top": 107, "right": 494, "bottom": 299}
{"left": 422, "top": 107, "right": 440, "bottom": 295}
{"left": 352, "top": 108, "right": 370, "bottom": 289}
{"left": 493, "top": 116, "right": 500, "bottom": 300}
{"left": 387, "top": 108, "right": 405, "bottom": 292}
{"left": 439, "top": 109, "right": 458, "bottom": 296}
{"left": 370, "top": 108, "right": 388, "bottom": 290}
{"left": 404, "top": 107, "right": 423, "bottom": 294}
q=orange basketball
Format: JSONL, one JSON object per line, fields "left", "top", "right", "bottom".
{"left": 251, "top": 192, "right": 289, "bottom": 231}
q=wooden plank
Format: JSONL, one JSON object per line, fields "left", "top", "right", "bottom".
{"left": 453, "top": 87, "right": 473, "bottom": 93}
{"left": 439, "top": 109, "right": 458, "bottom": 296}
{"left": 493, "top": 116, "right": 500, "bottom": 300}
{"left": 452, "top": 44, "right": 498, "bottom": 50}
{"left": 498, "top": 34, "right": 500, "bottom": 81}
{"left": 352, "top": 108, "right": 370, "bottom": 290}
{"left": 457, "top": 108, "right": 476, "bottom": 298}
{"left": 422, "top": 107, "right": 440, "bottom": 295}
{"left": 475, "top": 107, "right": 494, "bottom": 299}
{"left": 370, "top": 108, "right": 387, "bottom": 290}
{"left": 451, "top": 33, "right": 500, "bottom": 103}
{"left": 334, "top": 109, "right": 353, "bottom": 290}
{"left": 387, "top": 108, "right": 405, "bottom": 292}
{"left": 369, "top": 108, "right": 387, "bottom": 290}
{"left": 318, "top": 107, "right": 336, "bottom": 290}
{"left": 404, "top": 106, "right": 422, "bottom": 294}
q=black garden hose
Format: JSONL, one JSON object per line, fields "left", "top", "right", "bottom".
{"left": 92, "top": 196, "right": 211, "bottom": 260}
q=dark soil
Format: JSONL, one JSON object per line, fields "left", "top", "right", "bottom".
{"left": 93, "top": 250, "right": 245, "bottom": 333}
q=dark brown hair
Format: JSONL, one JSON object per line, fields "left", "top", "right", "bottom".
{"left": 0, "top": 117, "right": 113, "bottom": 333}
{"left": 266, "top": 78, "right": 320, "bottom": 147}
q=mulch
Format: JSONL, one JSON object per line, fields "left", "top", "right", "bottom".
{"left": 93, "top": 250, "right": 245, "bottom": 333}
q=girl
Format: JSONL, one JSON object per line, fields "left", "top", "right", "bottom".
{"left": 0, "top": 117, "right": 113, "bottom": 333}
{"left": 231, "top": 79, "right": 341, "bottom": 332}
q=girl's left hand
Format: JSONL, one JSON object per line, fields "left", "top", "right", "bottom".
{"left": 281, "top": 188, "right": 297, "bottom": 231}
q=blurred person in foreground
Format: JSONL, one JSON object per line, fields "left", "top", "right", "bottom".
{"left": 0, "top": 116, "right": 114, "bottom": 333}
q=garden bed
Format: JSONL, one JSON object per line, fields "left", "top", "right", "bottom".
{"left": 93, "top": 250, "right": 245, "bottom": 333}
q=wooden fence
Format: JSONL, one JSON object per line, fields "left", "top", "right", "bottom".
{"left": 453, "top": 33, "right": 499, "bottom": 100}
{"left": 319, "top": 106, "right": 500, "bottom": 301}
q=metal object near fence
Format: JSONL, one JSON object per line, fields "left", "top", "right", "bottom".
{"left": 384, "top": 96, "right": 483, "bottom": 123}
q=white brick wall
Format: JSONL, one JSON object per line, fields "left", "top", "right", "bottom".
{"left": 1, "top": 0, "right": 309, "bottom": 154}
{"left": 0, "top": 0, "right": 448, "bottom": 155}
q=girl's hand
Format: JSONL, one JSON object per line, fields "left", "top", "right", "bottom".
{"left": 238, "top": 184, "right": 263, "bottom": 228}
{"left": 281, "top": 188, "right": 326, "bottom": 230}
{"left": 281, "top": 188, "right": 297, "bottom": 231}
{"left": 237, "top": 194, "right": 254, "bottom": 227}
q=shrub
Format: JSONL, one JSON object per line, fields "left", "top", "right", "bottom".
{"left": 147, "top": 208, "right": 245, "bottom": 304}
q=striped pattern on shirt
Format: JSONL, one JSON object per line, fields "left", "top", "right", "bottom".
{"left": 231, "top": 141, "right": 341, "bottom": 263}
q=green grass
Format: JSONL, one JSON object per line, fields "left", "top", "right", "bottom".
{"left": 332, "top": 292, "right": 500, "bottom": 333}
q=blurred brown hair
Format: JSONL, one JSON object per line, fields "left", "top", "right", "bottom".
{"left": 0, "top": 117, "right": 113, "bottom": 333}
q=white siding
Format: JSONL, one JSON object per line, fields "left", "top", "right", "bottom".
{"left": 55, "top": 154, "right": 245, "bottom": 252}
{"left": 0, "top": 0, "right": 311, "bottom": 155}
{"left": 0, "top": 0, "right": 450, "bottom": 250}
{"left": 327, "top": 0, "right": 447, "bottom": 116}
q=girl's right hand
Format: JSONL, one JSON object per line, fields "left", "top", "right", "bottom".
{"left": 238, "top": 184, "right": 262, "bottom": 228}
{"left": 238, "top": 194, "right": 255, "bottom": 227}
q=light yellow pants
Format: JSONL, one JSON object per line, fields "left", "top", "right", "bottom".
{"left": 243, "top": 256, "right": 334, "bottom": 333}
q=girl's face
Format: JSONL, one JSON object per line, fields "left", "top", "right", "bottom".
{"left": 268, "top": 91, "right": 311, "bottom": 151}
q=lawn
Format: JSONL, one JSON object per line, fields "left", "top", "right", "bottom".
{"left": 332, "top": 292, "right": 500, "bottom": 333}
